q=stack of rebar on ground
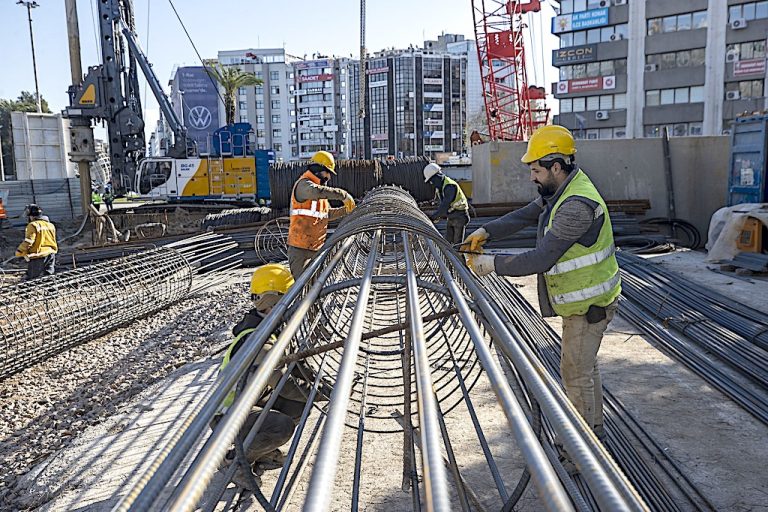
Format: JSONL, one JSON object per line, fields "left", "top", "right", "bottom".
{"left": 116, "top": 186, "right": 665, "bottom": 512}
{"left": 0, "top": 233, "right": 242, "bottom": 380}
{"left": 269, "top": 157, "right": 431, "bottom": 209}
{"left": 616, "top": 252, "right": 768, "bottom": 425}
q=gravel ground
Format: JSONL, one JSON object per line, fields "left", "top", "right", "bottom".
{"left": 0, "top": 272, "right": 252, "bottom": 510}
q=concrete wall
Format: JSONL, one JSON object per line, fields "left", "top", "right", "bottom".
{"left": 472, "top": 136, "right": 730, "bottom": 243}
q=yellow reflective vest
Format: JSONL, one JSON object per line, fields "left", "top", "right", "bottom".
{"left": 543, "top": 170, "right": 621, "bottom": 317}
{"left": 441, "top": 176, "right": 468, "bottom": 212}
{"left": 16, "top": 219, "right": 58, "bottom": 260}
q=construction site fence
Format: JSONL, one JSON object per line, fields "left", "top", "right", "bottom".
{"left": 0, "top": 178, "right": 82, "bottom": 226}
{"left": 269, "top": 157, "right": 433, "bottom": 209}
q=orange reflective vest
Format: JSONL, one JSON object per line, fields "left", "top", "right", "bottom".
{"left": 0, "top": 199, "right": 6, "bottom": 219}
{"left": 287, "top": 171, "right": 330, "bottom": 251}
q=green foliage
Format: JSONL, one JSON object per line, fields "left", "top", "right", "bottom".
{"left": 0, "top": 91, "right": 52, "bottom": 176}
{"left": 205, "top": 64, "right": 262, "bottom": 126}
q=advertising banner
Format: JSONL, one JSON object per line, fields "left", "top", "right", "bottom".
{"left": 178, "top": 67, "right": 221, "bottom": 149}
{"left": 734, "top": 58, "right": 766, "bottom": 77}
{"left": 298, "top": 73, "right": 334, "bottom": 83}
{"left": 556, "top": 75, "right": 615, "bottom": 94}
{"left": 553, "top": 8, "right": 609, "bottom": 34}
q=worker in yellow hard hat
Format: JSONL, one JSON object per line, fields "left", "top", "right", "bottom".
{"left": 462, "top": 125, "right": 621, "bottom": 472}
{"left": 287, "top": 151, "right": 356, "bottom": 279}
{"left": 214, "top": 263, "right": 316, "bottom": 490}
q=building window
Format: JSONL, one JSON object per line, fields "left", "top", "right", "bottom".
{"left": 560, "top": 24, "right": 628, "bottom": 47}
{"left": 271, "top": 114, "right": 281, "bottom": 123}
{"left": 726, "top": 40, "right": 767, "bottom": 61}
{"left": 273, "top": 129, "right": 282, "bottom": 139}
{"left": 729, "top": 1, "right": 768, "bottom": 21}
{"left": 271, "top": 100, "right": 280, "bottom": 109}
{"left": 256, "top": 100, "right": 264, "bottom": 109}
{"left": 648, "top": 11, "right": 707, "bottom": 35}
{"left": 255, "top": 85, "right": 264, "bottom": 94}
{"left": 238, "top": 87, "right": 247, "bottom": 95}
{"left": 270, "top": 71, "right": 280, "bottom": 81}
{"left": 274, "top": 143, "right": 282, "bottom": 152}
{"left": 239, "top": 101, "right": 247, "bottom": 110}
{"left": 257, "top": 114, "right": 265, "bottom": 124}
{"left": 646, "top": 86, "right": 704, "bottom": 106}
{"left": 257, "top": 129, "right": 265, "bottom": 138}
{"left": 725, "top": 80, "right": 764, "bottom": 99}
{"left": 239, "top": 115, "right": 248, "bottom": 123}
{"left": 647, "top": 49, "right": 705, "bottom": 70}
{"left": 271, "top": 86, "right": 280, "bottom": 95}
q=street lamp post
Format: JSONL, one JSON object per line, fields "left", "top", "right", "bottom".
{"left": 18, "top": 1, "right": 42, "bottom": 113}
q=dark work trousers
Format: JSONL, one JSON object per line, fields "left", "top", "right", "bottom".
{"left": 26, "top": 254, "right": 56, "bottom": 280}
{"left": 445, "top": 210, "right": 470, "bottom": 244}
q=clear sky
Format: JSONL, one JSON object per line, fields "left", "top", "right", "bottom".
{"left": 0, "top": 0, "right": 559, "bottom": 131}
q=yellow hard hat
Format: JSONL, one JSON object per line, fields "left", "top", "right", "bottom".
{"left": 310, "top": 150, "right": 336, "bottom": 174}
{"left": 521, "top": 125, "right": 577, "bottom": 164}
{"left": 250, "top": 263, "right": 294, "bottom": 296}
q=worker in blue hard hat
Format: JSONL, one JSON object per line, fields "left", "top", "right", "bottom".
{"left": 423, "top": 162, "right": 470, "bottom": 244}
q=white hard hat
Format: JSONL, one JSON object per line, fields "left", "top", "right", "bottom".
{"left": 423, "top": 163, "right": 442, "bottom": 182}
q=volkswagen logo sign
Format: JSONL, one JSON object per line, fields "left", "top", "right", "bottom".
{"left": 188, "top": 105, "right": 212, "bottom": 130}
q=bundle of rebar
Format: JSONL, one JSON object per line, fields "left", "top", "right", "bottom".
{"left": 269, "top": 157, "right": 431, "bottom": 209}
{"left": 0, "top": 233, "right": 242, "bottom": 380}
{"left": 616, "top": 252, "right": 768, "bottom": 425}
{"left": 117, "top": 186, "right": 648, "bottom": 512}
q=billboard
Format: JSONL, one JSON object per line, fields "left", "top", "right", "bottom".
{"left": 552, "top": 8, "right": 609, "bottom": 34}
{"left": 733, "top": 58, "right": 766, "bottom": 77}
{"left": 556, "top": 75, "right": 616, "bottom": 94}
{"left": 177, "top": 67, "right": 221, "bottom": 151}
{"left": 298, "top": 73, "right": 334, "bottom": 83}
{"left": 552, "top": 44, "right": 598, "bottom": 66}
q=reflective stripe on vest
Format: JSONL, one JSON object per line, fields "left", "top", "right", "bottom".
{"left": 543, "top": 169, "right": 621, "bottom": 317}
{"left": 287, "top": 171, "right": 331, "bottom": 251}
{"left": 219, "top": 327, "right": 257, "bottom": 412}
{"left": 441, "top": 176, "right": 468, "bottom": 212}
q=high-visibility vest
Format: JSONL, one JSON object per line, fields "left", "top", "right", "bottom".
{"left": 440, "top": 176, "right": 468, "bottom": 212}
{"left": 0, "top": 199, "right": 6, "bottom": 219}
{"left": 287, "top": 171, "right": 330, "bottom": 251}
{"left": 219, "top": 328, "right": 280, "bottom": 411}
{"left": 91, "top": 192, "right": 102, "bottom": 204}
{"left": 543, "top": 170, "right": 621, "bottom": 317}
{"left": 16, "top": 219, "right": 58, "bottom": 260}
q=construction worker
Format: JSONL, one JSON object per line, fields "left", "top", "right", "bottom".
{"left": 102, "top": 184, "right": 114, "bottom": 212}
{"left": 0, "top": 198, "right": 7, "bottom": 225}
{"left": 91, "top": 187, "right": 103, "bottom": 213}
{"left": 287, "top": 151, "right": 355, "bottom": 278}
{"left": 216, "top": 263, "right": 314, "bottom": 489}
{"left": 423, "top": 163, "right": 470, "bottom": 244}
{"left": 15, "top": 204, "right": 58, "bottom": 280}
{"left": 462, "top": 125, "right": 621, "bottom": 467}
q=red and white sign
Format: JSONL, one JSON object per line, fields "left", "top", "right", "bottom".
{"left": 298, "top": 73, "right": 334, "bottom": 83}
{"left": 366, "top": 67, "right": 389, "bottom": 75}
{"left": 487, "top": 30, "right": 518, "bottom": 58}
{"left": 734, "top": 58, "right": 767, "bottom": 77}
{"left": 557, "top": 75, "right": 615, "bottom": 94}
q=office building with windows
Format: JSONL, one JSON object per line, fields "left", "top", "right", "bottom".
{"left": 552, "top": 0, "right": 768, "bottom": 139}
{"left": 217, "top": 49, "right": 299, "bottom": 161}
{"left": 294, "top": 57, "right": 352, "bottom": 159}
{"left": 348, "top": 38, "right": 469, "bottom": 159}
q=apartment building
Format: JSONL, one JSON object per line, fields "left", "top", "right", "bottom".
{"left": 552, "top": 0, "right": 768, "bottom": 139}
{"left": 348, "top": 39, "right": 469, "bottom": 159}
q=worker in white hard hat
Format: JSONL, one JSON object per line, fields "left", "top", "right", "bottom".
{"left": 462, "top": 125, "right": 621, "bottom": 472}
{"left": 423, "top": 162, "right": 470, "bottom": 244}
{"left": 287, "top": 151, "right": 356, "bottom": 279}
{"left": 214, "top": 264, "right": 317, "bottom": 490}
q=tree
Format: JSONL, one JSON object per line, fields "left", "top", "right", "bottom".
{"left": 205, "top": 64, "right": 262, "bottom": 126}
{"left": 0, "top": 91, "right": 52, "bottom": 177}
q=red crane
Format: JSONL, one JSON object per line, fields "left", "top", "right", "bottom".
{"left": 472, "top": 0, "right": 550, "bottom": 141}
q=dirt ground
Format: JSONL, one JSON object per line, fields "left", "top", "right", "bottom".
{"left": 13, "top": 249, "right": 768, "bottom": 511}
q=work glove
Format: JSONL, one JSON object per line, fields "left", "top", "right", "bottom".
{"left": 465, "top": 253, "right": 496, "bottom": 277}
{"left": 343, "top": 193, "right": 356, "bottom": 214}
{"left": 462, "top": 227, "right": 489, "bottom": 253}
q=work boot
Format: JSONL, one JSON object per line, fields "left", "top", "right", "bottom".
{"left": 230, "top": 463, "right": 263, "bottom": 491}
{"left": 256, "top": 448, "right": 286, "bottom": 470}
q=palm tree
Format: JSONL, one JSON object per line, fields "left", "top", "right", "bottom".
{"left": 206, "top": 63, "right": 262, "bottom": 125}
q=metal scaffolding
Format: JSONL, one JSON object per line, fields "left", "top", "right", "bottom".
{"left": 0, "top": 233, "right": 241, "bottom": 380}
{"left": 116, "top": 187, "right": 647, "bottom": 511}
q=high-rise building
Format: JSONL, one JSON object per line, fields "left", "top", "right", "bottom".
{"left": 294, "top": 57, "right": 352, "bottom": 159}
{"left": 551, "top": 0, "right": 768, "bottom": 140}
{"left": 217, "top": 49, "right": 299, "bottom": 161}
{"left": 348, "top": 39, "right": 469, "bottom": 160}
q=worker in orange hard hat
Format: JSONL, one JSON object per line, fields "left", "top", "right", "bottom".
{"left": 462, "top": 125, "right": 620, "bottom": 473}
{"left": 287, "top": 151, "right": 355, "bottom": 278}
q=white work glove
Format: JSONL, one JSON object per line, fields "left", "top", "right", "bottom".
{"left": 343, "top": 193, "right": 356, "bottom": 214}
{"left": 466, "top": 254, "right": 496, "bottom": 277}
{"left": 462, "top": 227, "right": 489, "bottom": 253}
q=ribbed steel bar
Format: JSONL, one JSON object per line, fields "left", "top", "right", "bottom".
{"left": 304, "top": 231, "right": 381, "bottom": 512}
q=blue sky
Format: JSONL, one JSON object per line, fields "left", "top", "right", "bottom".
{"left": 0, "top": 0, "right": 558, "bottom": 123}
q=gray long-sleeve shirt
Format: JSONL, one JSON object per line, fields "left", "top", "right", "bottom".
{"left": 294, "top": 178, "right": 349, "bottom": 221}
{"left": 482, "top": 169, "right": 604, "bottom": 316}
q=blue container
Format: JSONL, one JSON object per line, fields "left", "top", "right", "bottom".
{"left": 728, "top": 114, "right": 768, "bottom": 206}
{"left": 209, "top": 123, "right": 255, "bottom": 157}
{"left": 255, "top": 149, "right": 275, "bottom": 200}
